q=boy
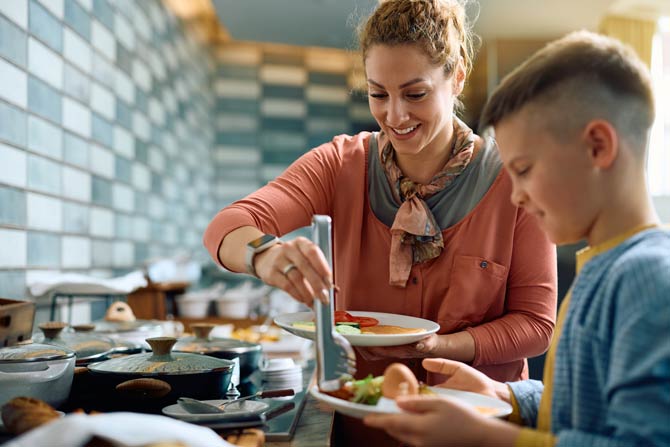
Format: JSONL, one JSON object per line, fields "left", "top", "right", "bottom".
{"left": 364, "top": 30, "right": 670, "bottom": 447}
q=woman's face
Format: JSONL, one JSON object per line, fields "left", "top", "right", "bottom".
{"left": 365, "top": 44, "right": 464, "bottom": 160}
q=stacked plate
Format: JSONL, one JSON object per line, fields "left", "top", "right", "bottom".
{"left": 260, "top": 358, "right": 303, "bottom": 397}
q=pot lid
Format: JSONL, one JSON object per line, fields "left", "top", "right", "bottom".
{"left": 173, "top": 323, "right": 261, "bottom": 355}
{"left": 0, "top": 341, "right": 75, "bottom": 363}
{"left": 33, "top": 322, "right": 116, "bottom": 362}
{"left": 87, "top": 337, "right": 235, "bottom": 375}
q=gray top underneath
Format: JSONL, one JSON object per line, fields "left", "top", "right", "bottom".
{"left": 368, "top": 133, "right": 503, "bottom": 230}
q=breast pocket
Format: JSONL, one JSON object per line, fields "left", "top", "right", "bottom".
{"left": 438, "top": 255, "right": 508, "bottom": 331}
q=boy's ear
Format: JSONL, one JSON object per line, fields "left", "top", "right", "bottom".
{"left": 582, "top": 120, "right": 618, "bottom": 169}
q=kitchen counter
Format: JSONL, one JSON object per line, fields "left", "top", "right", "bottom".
{"left": 265, "top": 395, "right": 334, "bottom": 447}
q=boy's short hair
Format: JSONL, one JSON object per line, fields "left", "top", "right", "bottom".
{"left": 480, "top": 30, "right": 655, "bottom": 155}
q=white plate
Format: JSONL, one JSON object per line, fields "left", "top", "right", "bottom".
{"left": 161, "top": 399, "right": 269, "bottom": 423}
{"left": 274, "top": 311, "right": 440, "bottom": 347}
{"left": 309, "top": 386, "right": 512, "bottom": 419}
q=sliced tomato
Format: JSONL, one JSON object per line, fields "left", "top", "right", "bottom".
{"left": 334, "top": 310, "right": 355, "bottom": 323}
{"left": 352, "top": 316, "right": 379, "bottom": 327}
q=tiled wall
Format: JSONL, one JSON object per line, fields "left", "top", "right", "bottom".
{"left": 0, "top": 0, "right": 218, "bottom": 300}
{"left": 0, "top": 1, "right": 376, "bottom": 306}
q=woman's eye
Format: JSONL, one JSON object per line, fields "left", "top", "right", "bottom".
{"left": 516, "top": 167, "right": 530, "bottom": 177}
{"left": 368, "top": 92, "right": 387, "bottom": 99}
{"left": 406, "top": 93, "right": 426, "bottom": 99}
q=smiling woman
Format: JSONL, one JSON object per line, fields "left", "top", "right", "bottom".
{"left": 203, "top": 0, "right": 557, "bottom": 444}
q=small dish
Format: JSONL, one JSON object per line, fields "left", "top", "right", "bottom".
{"left": 162, "top": 399, "right": 269, "bottom": 423}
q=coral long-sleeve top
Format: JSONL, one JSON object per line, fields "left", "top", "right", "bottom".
{"left": 204, "top": 132, "right": 557, "bottom": 383}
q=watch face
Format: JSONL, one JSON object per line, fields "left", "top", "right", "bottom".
{"left": 249, "top": 234, "right": 277, "bottom": 249}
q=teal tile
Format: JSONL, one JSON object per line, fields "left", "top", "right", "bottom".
{"left": 150, "top": 221, "right": 162, "bottom": 242}
{"left": 65, "top": 0, "right": 90, "bottom": 40}
{"left": 135, "top": 139, "right": 147, "bottom": 163}
{"left": 135, "top": 88, "right": 147, "bottom": 114}
{"left": 91, "top": 175, "right": 112, "bottom": 206}
{"left": 0, "top": 186, "right": 26, "bottom": 226}
{"left": 351, "top": 120, "right": 376, "bottom": 133}
{"left": 27, "top": 155, "right": 61, "bottom": 194}
{"left": 219, "top": 166, "right": 258, "bottom": 181}
{"left": 261, "top": 117, "right": 305, "bottom": 132}
{"left": 115, "top": 155, "right": 131, "bottom": 183}
{"left": 218, "top": 65, "right": 258, "bottom": 80}
{"left": 0, "top": 271, "right": 27, "bottom": 300}
{"left": 262, "top": 150, "right": 304, "bottom": 164}
{"left": 92, "top": 113, "right": 113, "bottom": 147}
{"left": 216, "top": 132, "right": 258, "bottom": 146}
{"left": 150, "top": 125, "right": 162, "bottom": 147}
{"left": 62, "top": 201, "right": 89, "bottom": 233}
{"left": 309, "top": 134, "right": 339, "bottom": 148}
{"left": 28, "top": 76, "right": 62, "bottom": 124}
{"left": 29, "top": 0, "right": 62, "bottom": 52}
{"left": 309, "top": 72, "right": 348, "bottom": 86}
{"left": 350, "top": 90, "right": 369, "bottom": 103}
{"left": 134, "top": 191, "right": 148, "bottom": 215}
{"left": 263, "top": 51, "right": 303, "bottom": 66}
{"left": 116, "top": 43, "right": 132, "bottom": 74}
{"left": 91, "top": 239, "right": 112, "bottom": 266}
{"left": 0, "top": 15, "right": 27, "bottom": 67}
{"left": 262, "top": 85, "right": 304, "bottom": 100}
{"left": 307, "top": 103, "right": 348, "bottom": 117}
{"left": 134, "top": 242, "right": 149, "bottom": 264}
{"left": 115, "top": 98, "right": 132, "bottom": 130}
{"left": 151, "top": 172, "right": 162, "bottom": 194}
{"left": 92, "top": 0, "right": 114, "bottom": 30}
{"left": 63, "top": 63, "right": 90, "bottom": 103}
{"left": 28, "top": 115, "right": 63, "bottom": 159}
{"left": 0, "top": 101, "right": 27, "bottom": 146}
{"left": 27, "top": 232, "right": 60, "bottom": 267}
{"left": 63, "top": 131, "right": 89, "bottom": 168}
{"left": 216, "top": 98, "right": 258, "bottom": 115}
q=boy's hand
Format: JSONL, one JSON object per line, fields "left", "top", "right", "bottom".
{"left": 423, "top": 358, "right": 511, "bottom": 403}
{"left": 364, "top": 395, "right": 492, "bottom": 447}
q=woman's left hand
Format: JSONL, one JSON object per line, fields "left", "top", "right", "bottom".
{"left": 355, "top": 334, "right": 441, "bottom": 361}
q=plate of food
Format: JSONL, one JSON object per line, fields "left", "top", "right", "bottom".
{"left": 309, "top": 363, "right": 512, "bottom": 419}
{"left": 274, "top": 311, "right": 440, "bottom": 347}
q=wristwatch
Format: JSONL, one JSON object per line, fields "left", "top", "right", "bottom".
{"left": 245, "top": 234, "right": 281, "bottom": 277}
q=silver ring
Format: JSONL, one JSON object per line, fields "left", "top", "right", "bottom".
{"left": 281, "top": 263, "right": 297, "bottom": 276}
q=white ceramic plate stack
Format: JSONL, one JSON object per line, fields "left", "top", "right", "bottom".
{"left": 259, "top": 358, "right": 303, "bottom": 396}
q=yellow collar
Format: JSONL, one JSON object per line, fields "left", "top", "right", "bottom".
{"left": 575, "top": 223, "right": 661, "bottom": 273}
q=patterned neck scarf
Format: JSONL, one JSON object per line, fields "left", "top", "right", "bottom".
{"left": 381, "top": 117, "right": 475, "bottom": 287}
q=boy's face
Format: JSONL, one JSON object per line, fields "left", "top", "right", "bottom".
{"left": 495, "top": 108, "right": 599, "bottom": 245}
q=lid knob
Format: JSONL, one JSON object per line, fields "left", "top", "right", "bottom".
{"left": 190, "top": 323, "right": 215, "bottom": 340}
{"left": 146, "top": 337, "right": 177, "bottom": 357}
{"left": 72, "top": 324, "right": 95, "bottom": 333}
{"left": 38, "top": 322, "right": 67, "bottom": 340}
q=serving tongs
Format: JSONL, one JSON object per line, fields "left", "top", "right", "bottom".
{"left": 311, "top": 215, "right": 357, "bottom": 392}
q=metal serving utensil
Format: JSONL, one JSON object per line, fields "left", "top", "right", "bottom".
{"left": 311, "top": 215, "right": 357, "bottom": 392}
{"left": 178, "top": 388, "right": 294, "bottom": 414}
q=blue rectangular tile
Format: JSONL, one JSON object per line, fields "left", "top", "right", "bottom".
{"left": 0, "top": 14, "right": 27, "bottom": 67}
{"left": 92, "top": 113, "right": 113, "bottom": 147}
{"left": 63, "top": 63, "right": 90, "bottom": 103}
{"left": 116, "top": 43, "right": 132, "bottom": 74}
{"left": 151, "top": 172, "right": 162, "bottom": 194}
{"left": 150, "top": 125, "right": 162, "bottom": 147}
{"left": 91, "top": 175, "right": 112, "bottom": 206}
{"left": 63, "top": 131, "right": 89, "bottom": 167}
{"left": 115, "top": 98, "right": 132, "bottom": 130}
{"left": 0, "top": 101, "right": 27, "bottom": 146}
{"left": 215, "top": 132, "right": 258, "bottom": 146}
{"left": 307, "top": 103, "right": 348, "bottom": 117}
{"left": 308, "top": 133, "right": 341, "bottom": 148}
{"left": 261, "top": 117, "right": 305, "bottom": 132}
{"left": 309, "top": 72, "right": 348, "bottom": 86}
{"left": 262, "top": 85, "right": 304, "bottom": 100}
{"left": 0, "top": 271, "right": 27, "bottom": 300}
{"left": 65, "top": 0, "right": 90, "bottom": 40}
{"left": 27, "top": 231, "right": 60, "bottom": 267}
{"left": 134, "top": 191, "right": 148, "bottom": 215}
{"left": 218, "top": 65, "right": 258, "bottom": 80}
{"left": 262, "top": 150, "right": 304, "bottom": 164}
{"left": 28, "top": 154, "right": 61, "bottom": 194}
{"left": 0, "top": 186, "right": 26, "bottom": 226}
{"left": 134, "top": 139, "right": 147, "bottom": 163}
{"left": 29, "top": 0, "right": 63, "bottom": 52}
{"left": 115, "top": 155, "right": 131, "bottom": 183}
{"left": 216, "top": 98, "right": 259, "bottom": 115}
{"left": 150, "top": 221, "right": 162, "bottom": 242}
{"left": 135, "top": 88, "right": 147, "bottom": 114}
{"left": 28, "top": 76, "right": 62, "bottom": 124}
{"left": 115, "top": 213, "right": 133, "bottom": 239}
{"left": 134, "top": 242, "right": 149, "bottom": 264}
{"left": 62, "top": 201, "right": 89, "bottom": 233}
{"left": 92, "top": 0, "right": 114, "bottom": 30}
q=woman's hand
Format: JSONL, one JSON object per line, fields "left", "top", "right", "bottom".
{"left": 423, "top": 358, "right": 510, "bottom": 402}
{"left": 253, "top": 237, "right": 332, "bottom": 306}
{"left": 364, "top": 395, "right": 518, "bottom": 447}
{"left": 355, "top": 334, "right": 442, "bottom": 361}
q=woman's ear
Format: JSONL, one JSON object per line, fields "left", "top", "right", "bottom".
{"left": 452, "top": 60, "right": 466, "bottom": 96}
{"left": 583, "top": 119, "right": 618, "bottom": 169}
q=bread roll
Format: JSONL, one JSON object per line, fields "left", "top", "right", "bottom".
{"left": 1, "top": 396, "right": 60, "bottom": 435}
